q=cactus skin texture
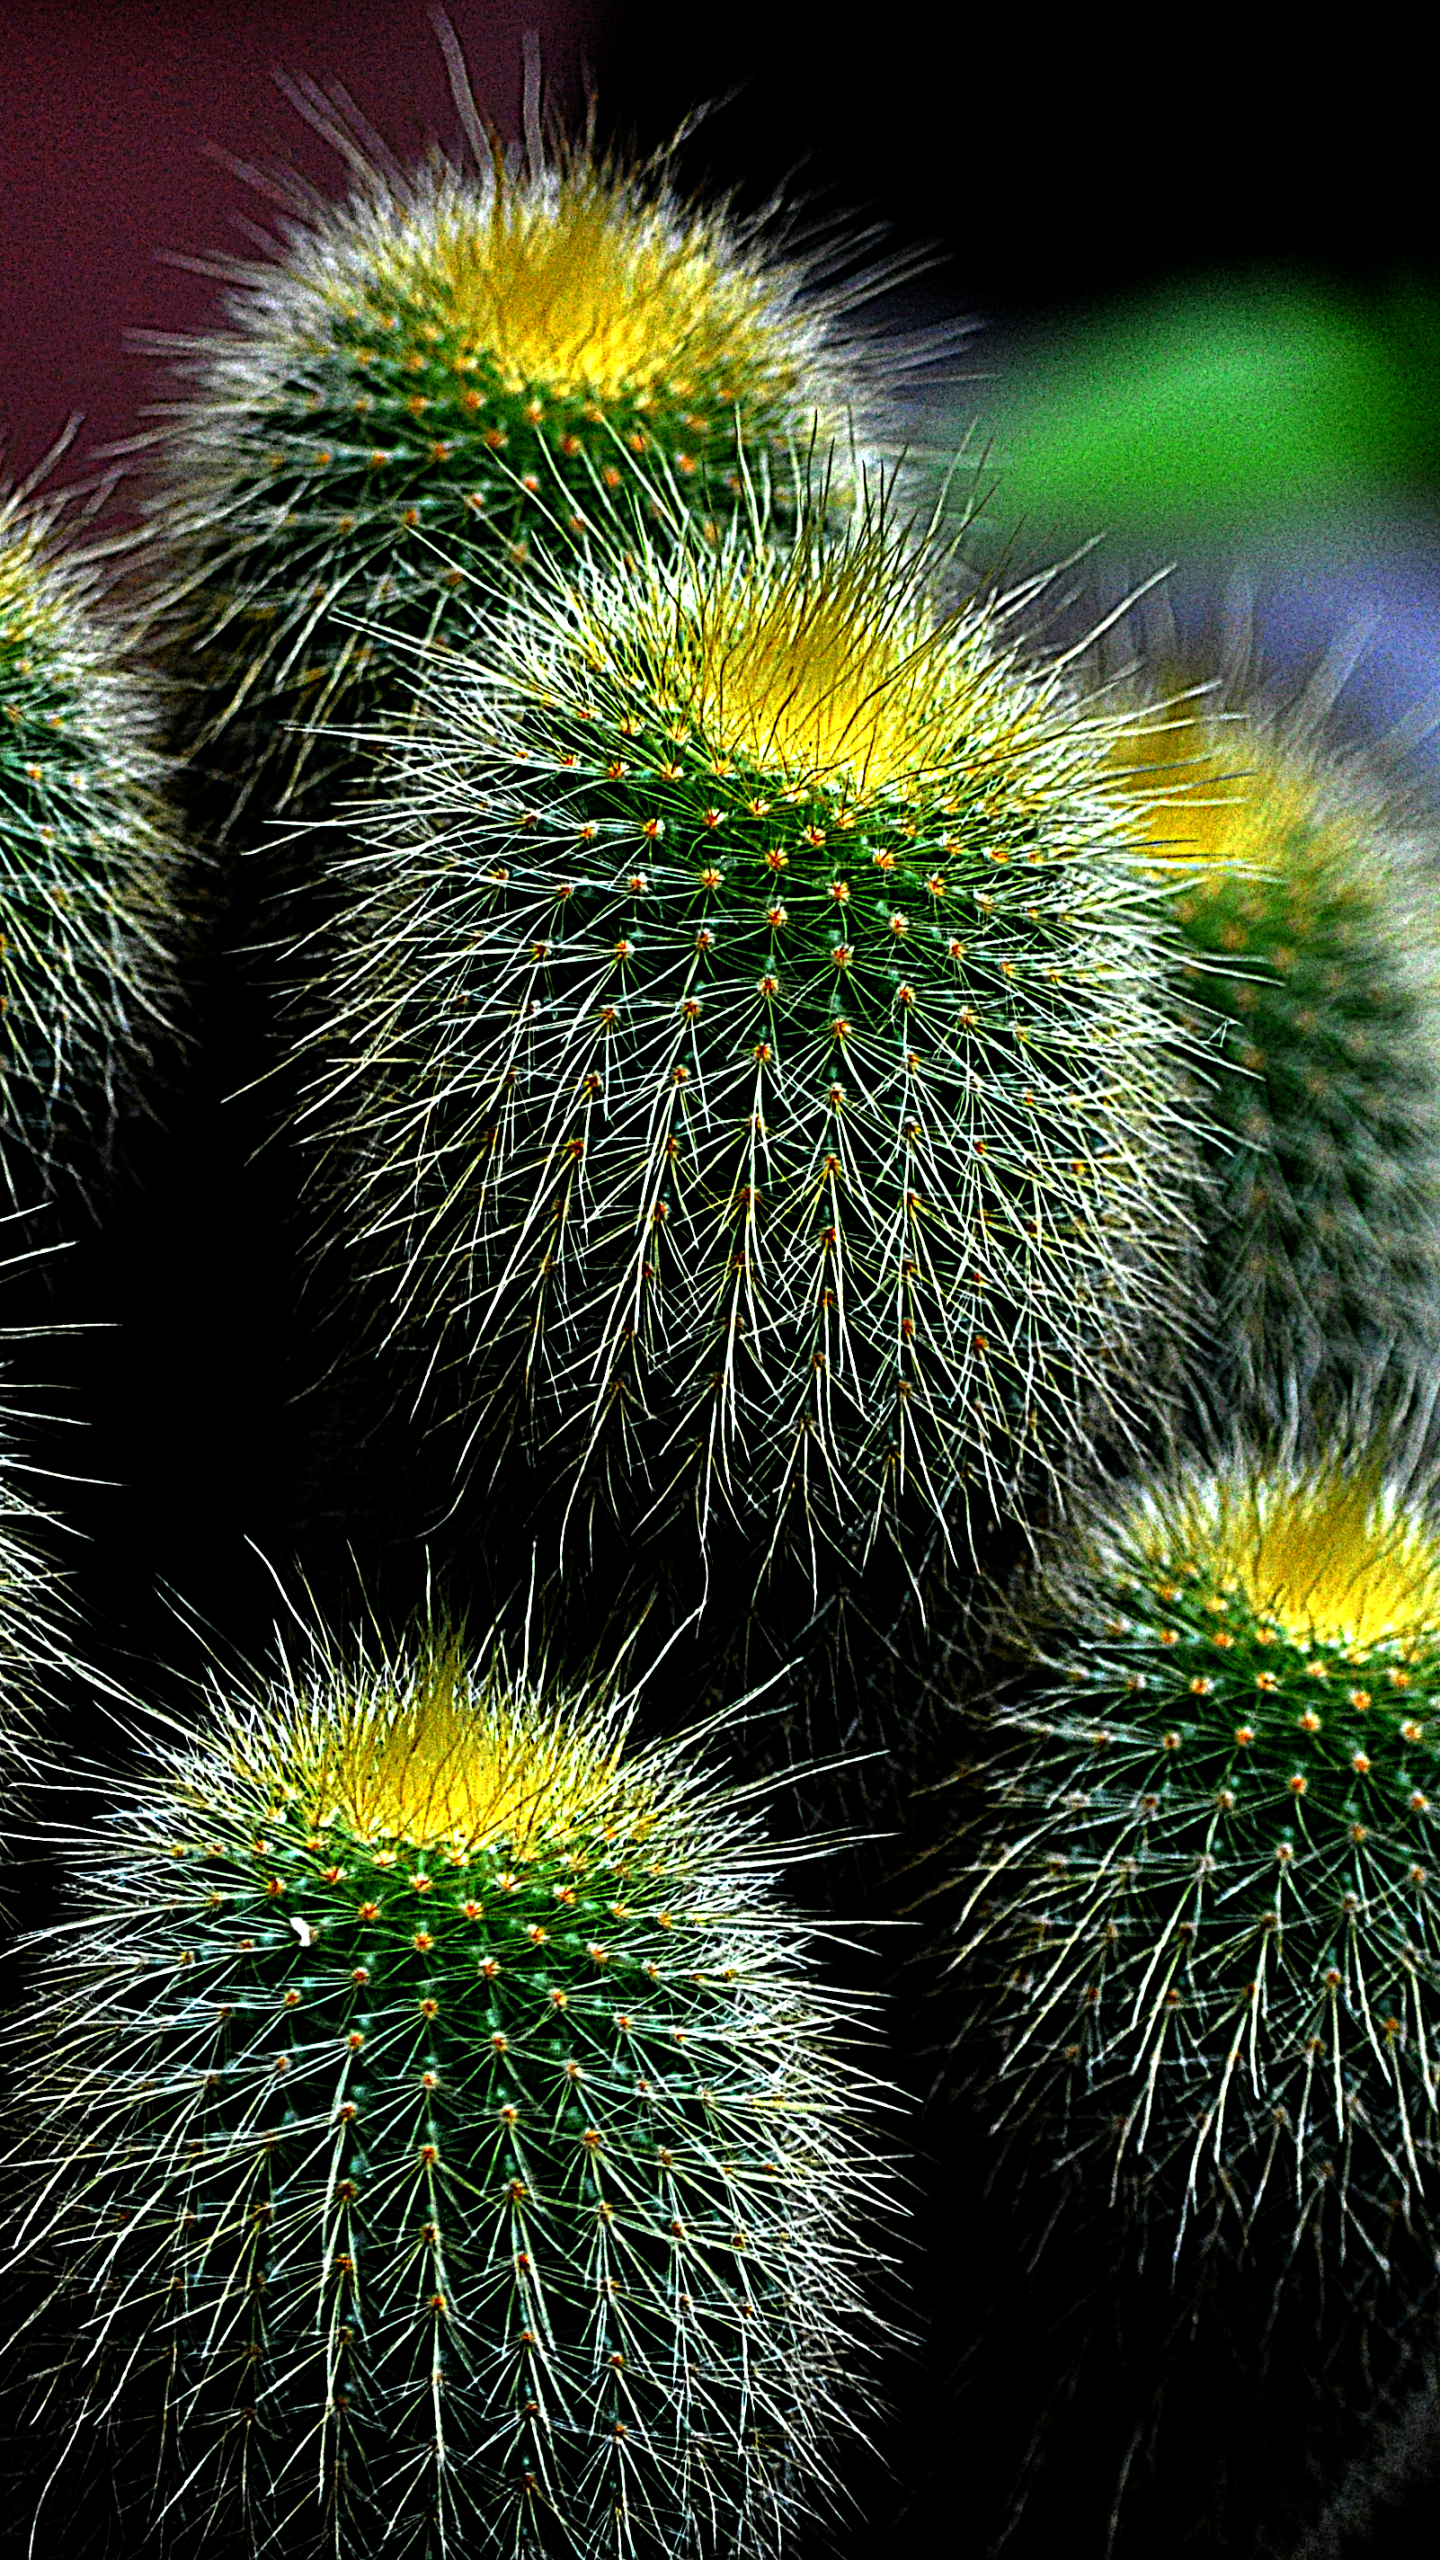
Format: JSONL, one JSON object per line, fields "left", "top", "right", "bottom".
{"left": 3, "top": 1630, "right": 895, "bottom": 2559}
{"left": 0, "top": 484, "right": 182, "bottom": 1203}
{"left": 952, "top": 1450, "right": 1440, "bottom": 2325}
{"left": 138, "top": 65, "right": 902, "bottom": 841}
{"left": 291, "top": 497, "right": 1193, "bottom": 1563}
{"left": 1124, "top": 693, "right": 1440, "bottom": 1417}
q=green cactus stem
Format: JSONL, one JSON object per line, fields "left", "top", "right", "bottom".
{"left": 1121, "top": 690, "right": 1440, "bottom": 1416}
{"left": 135, "top": 59, "right": 926, "bottom": 847}
{"left": 951, "top": 1444, "right": 1440, "bottom": 2302}
{"left": 0, "top": 481, "right": 182, "bottom": 1205}
{"left": 2, "top": 1625, "right": 898, "bottom": 2557}
{"left": 288, "top": 491, "right": 1196, "bottom": 1567}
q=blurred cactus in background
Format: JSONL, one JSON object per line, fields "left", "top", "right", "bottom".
{"left": 0, "top": 478, "right": 182, "bottom": 1206}
{"left": 1118, "top": 683, "right": 1440, "bottom": 1421}
{"left": 2, "top": 1623, "right": 898, "bottom": 2558}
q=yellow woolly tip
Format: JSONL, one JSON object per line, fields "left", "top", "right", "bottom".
{"left": 0, "top": 524, "right": 57, "bottom": 652}
{"left": 354, "top": 167, "right": 805, "bottom": 415}
{"left": 1116, "top": 701, "right": 1335, "bottom": 877}
{"left": 1139, "top": 1470, "right": 1440, "bottom": 1652}
{"left": 592, "top": 534, "right": 1036, "bottom": 803}
{"left": 244, "top": 1646, "right": 631, "bottom": 1857}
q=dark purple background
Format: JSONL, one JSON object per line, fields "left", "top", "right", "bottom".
{"left": 0, "top": 1, "right": 607, "bottom": 484}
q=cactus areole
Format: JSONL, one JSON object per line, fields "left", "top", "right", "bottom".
{"left": 13, "top": 1638, "right": 890, "bottom": 2556}
{"left": 300, "top": 508, "right": 1188, "bottom": 1557}
{"left": 965, "top": 1459, "right": 1440, "bottom": 2271}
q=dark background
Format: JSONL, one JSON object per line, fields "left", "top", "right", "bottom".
{"left": 3, "top": 8, "right": 1440, "bottom": 2557}
{"left": 4, "top": 4, "right": 1432, "bottom": 474}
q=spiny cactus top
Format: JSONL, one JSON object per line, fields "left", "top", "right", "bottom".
{"left": 140, "top": 95, "right": 901, "bottom": 835}
{"left": 1122, "top": 692, "right": 1440, "bottom": 1414}
{"left": 953, "top": 1448, "right": 1440, "bottom": 2292}
{"left": 293, "top": 501, "right": 1193, "bottom": 1559}
{"left": 0, "top": 486, "right": 181, "bottom": 1201}
{"left": 6, "top": 1630, "right": 896, "bottom": 2558}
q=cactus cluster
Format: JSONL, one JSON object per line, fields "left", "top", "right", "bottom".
{"left": 139, "top": 91, "right": 903, "bottom": 845}
{"left": 951, "top": 1446, "right": 1440, "bottom": 2299}
{"left": 0, "top": 482, "right": 182, "bottom": 1203}
{"left": 291, "top": 495, "right": 1195, "bottom": 1560}
{"left": 12, "top": 26, "right": 1440, "bottom": 2560}
{"left": 1122, "top": 690, "right": 1440, "bottom": 1415}
{"left": 8, "top": 1628, "right": 895, "bottom": 2558}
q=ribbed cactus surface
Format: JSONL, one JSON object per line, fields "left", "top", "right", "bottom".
{"left": 1126, "top": 695, "right": 1440, "bottom": 1412}
{"left": 291, "top": 503, "right": 1193, "bottom": 1558}
{"left": 0, "top": 486, "right": 181, "bottom": 1201}
{"left": 140, "top": 100, "right": 888, "bottom": 839}
{"left": 5, "top": 1631, "right": 894, "bottom": 2557}
{"left": 953, "top": 1452, "right": 1440, "bottom": 2292}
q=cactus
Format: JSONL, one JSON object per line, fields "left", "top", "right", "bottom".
{"left": 949, "top": 1441, "right": 1440, "bottom": 2327}
{"left": 4, "top": 1625, "right": 897, "bottom": 2558}
{"left": 137, "top": 55, "right": 916, "bottom": 847}
{"left": 289, "top": 490, "right": 1195, "bottom": 1568}
{"left": 0, "top": 1424, "right": 57, "bottom": 1868}
{"left": 1120, "top": 687, "right": 1440, "bottom": 1416}
{"left": 0, "top": 480, "right": 182, "bottom": 1205}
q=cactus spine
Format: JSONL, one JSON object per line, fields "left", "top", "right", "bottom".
{"left": 952, "top": 1446, "right": 1440, "bottom": 2313}
{"left": 0, "top": 482, "right": 181, "bottom": 1203}
{"left": 1124, "top": 690, "right": 1440, "bottom": 1414}
{"left": 0, "top": 1419, "right": 57, "bottom": 1865}
{"left": 139, "top": 74, "right": 902, "bottom": 842}
{"left": 291, "top": 494, "right": 1194, "bottom": 1560}
{"left": 4, "top": 1628, "right": 896, "bottom": 2557}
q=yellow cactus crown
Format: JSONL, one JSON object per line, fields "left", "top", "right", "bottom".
{"left": 567, "top": 504, "right": 1115, "bottom": 810}
{"left": 1115, "top": 692, "right": 1346, "bottom": 877}
{"left": 1131, "top": 1465, "right": 1440, "bottom": 1652}
{"left": 351, "top": 161, "right": 809, "bottom": 412}
{"left": 212, "top": 1639, "right": 643, "bottom": 1859}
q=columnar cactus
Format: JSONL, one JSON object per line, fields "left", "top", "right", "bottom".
{"left": 4, "top": 1628, "right": 896, "bottom": 2557}
{"left": 138, "top": 79, "right": 905, "bottom": 843}
{"left": 1122, "top": 691, "right": 1440, "bottom": 1415}
{"left": 0, "top": 482, "right": 182, "bottom": 1202}
{"left": 951, "top": 1444, "right": 1440, "bottom": 2308}
{"left": 290, "top": 497, "right": 1194, "bottom": 1561}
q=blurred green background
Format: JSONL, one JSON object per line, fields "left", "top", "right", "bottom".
{"left": 975, "top": 279, "right": 1440, "bottom": 533}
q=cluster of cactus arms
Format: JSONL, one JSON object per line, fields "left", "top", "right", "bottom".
{"left": 0, "top": 484, "right": 182, "bottom": 1203}
{"left": 953, "top": 1453, "right": 1440, "bottom": 2300}
{"left": 292, "top": 497, "right": 1195, "bottom": 1559}
{"left": 136, "top": 78, "right": 907, "bottom": 848}
{"left": 9, "top": 1633, "right": 894, "bottom": 2560}
{"left": 14, "top": 29, "right": 1440, "bottom": 2560}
